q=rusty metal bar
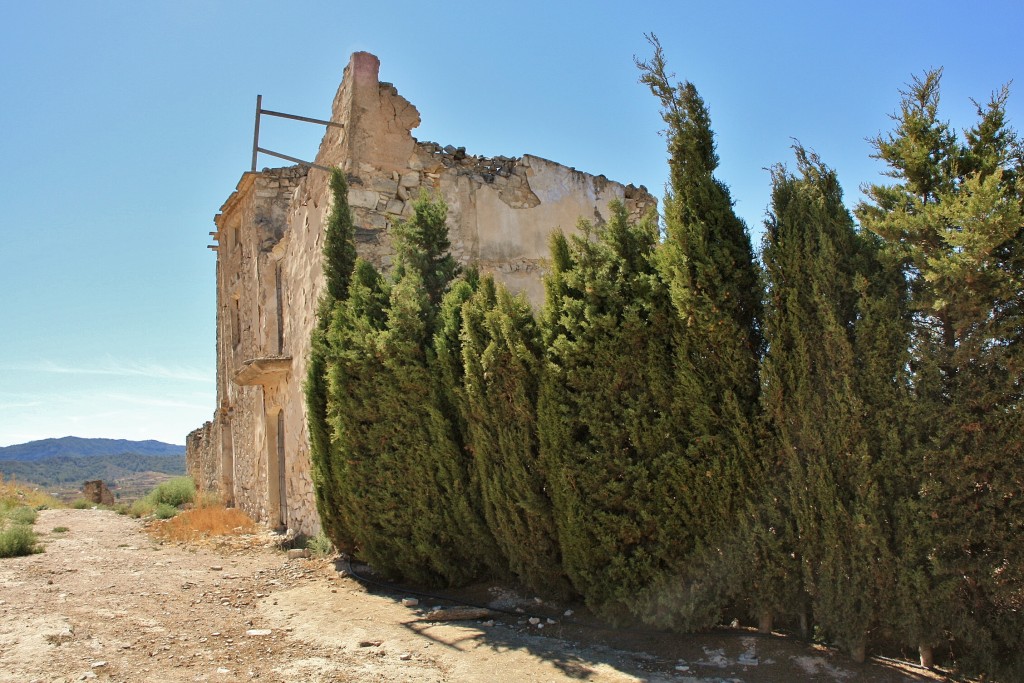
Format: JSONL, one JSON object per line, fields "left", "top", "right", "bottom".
{"left": 259, "top": 108, "right": 345, "bottom": 129}
{"left": 255, "top": 147, "right": 333, "bottom": 173}
{"left": 251, "top": 94, "right": 262, "bottom": 172}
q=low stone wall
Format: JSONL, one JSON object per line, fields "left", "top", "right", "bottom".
{"left": 83, "top": 480, "right": 114, "bottom": 506}
{"left": 185, "top": 421, "right": 217, "bottom": 495}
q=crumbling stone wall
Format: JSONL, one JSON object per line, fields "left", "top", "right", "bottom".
{"left": 185, "top": 420, "right": 217, "bottom": 493}
{"left": 83, "top": 480, "right": 114, "bottom": 507}
{"left": 187, "top": 51, "right": 656, "bottom": 535}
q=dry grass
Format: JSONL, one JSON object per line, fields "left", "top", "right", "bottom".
{"left": 149, "top": 504, "right": 258, "bottom": 542}
{"left": 0, "top": 475, "right": 61, "bottom": 510}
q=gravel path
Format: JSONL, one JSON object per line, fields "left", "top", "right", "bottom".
{"left": 0, "top": 509, "right": 947, "bottom": 682}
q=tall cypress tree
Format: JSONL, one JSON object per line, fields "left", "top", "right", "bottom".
{"left": 461, "top": 276, "right": 568, "bottom": 595}
{"left": 324, "top": 194, "right": 495, "bottom": 585}
{"left": 306, "top": 169, "right": 358, "bottom": 549}
{"left": 857, "top": 71, "right": 1024, "bottom": 677}
{"left": 761, "top": 148, "right": 904, "bottom": 661}
{"left": 634, "top": 36, "right": 763, "bottom": 627}
{"left": 538, "top": 201, "right": 681, "bottom": 619}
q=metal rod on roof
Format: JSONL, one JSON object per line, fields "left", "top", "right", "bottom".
{"left": 255, "top": 147, "right": 334, "bottom": 173}
{"left": 259, "top": 108, "right": 345, "bottom": 129}
{"left": 251, "top": 94, "right": 262, "bottom": 173}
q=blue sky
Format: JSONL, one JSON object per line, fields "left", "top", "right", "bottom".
{"left": 1, "top": 1, "right": 1021, "bottom": 446}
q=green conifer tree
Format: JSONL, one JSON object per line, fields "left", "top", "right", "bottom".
{"left": 306, "top": 169, "right": 358, "bottom": 549}
{"left": 633, "top": 36, "right": 763, "bottom": 628}
{"left": 324, "top": 193, "right": 495, "bottom": 585}
{"left": 857, "top": 71, "right": 1024, "bottom": 677}
{"left": 462, "top": 276, "right": 569, "bottom": 595}
{"left": 761, "top": 148, "right": 904, "bottom": 661}
{"left": 539, "top": 201, "right": 682, "bottom": 619}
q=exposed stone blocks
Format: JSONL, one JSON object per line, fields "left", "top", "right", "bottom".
{"left": 83, "top": 480, "right": 114, "bottom": 507}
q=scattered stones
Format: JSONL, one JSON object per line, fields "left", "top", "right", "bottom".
{"left": 399, "top": 652, "right": 412, "bottom": 661}
{"left": 210, "top": 565, "right": 223, "bottom": 571}
{"left": 358, "top": 640, "right": 383, "bottom": 648}
{"left": 400, "top": 597, "right": 419, "bottom": 607}
{"left": 285, "top": 548, "right": 309, "bottom": 560}
{"left": 423, "top": 606, "right": 494, "bottom": 622}
{"left": 89, "top": 661, "right": 107, "bottom": 669}
{"left": 528, "top": 617, "right": 540, "bottom": 626}
{"left": 246, "top": 629, "right": 272, "bottom": 637}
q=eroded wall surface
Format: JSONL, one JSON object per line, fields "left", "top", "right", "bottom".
{"left": 187, "top": 52, "right": 655, "bottom": 535}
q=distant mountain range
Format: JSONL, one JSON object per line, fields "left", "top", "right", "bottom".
{"left": 0, "top": 437, "right": 186, "bottom": 493}
{"left": 0, "top": 437, "right": 184, "bottom": 462}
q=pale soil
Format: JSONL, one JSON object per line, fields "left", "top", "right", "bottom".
{"left": 0, "top": 509, "right": 949, "bottom": 683}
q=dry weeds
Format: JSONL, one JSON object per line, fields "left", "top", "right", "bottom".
{"left": 148, "top": 503, "right": 257, "bottom": 542}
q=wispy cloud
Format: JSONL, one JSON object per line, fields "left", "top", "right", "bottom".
{"left": 2, "top": 357, "right": 213, "bottom": 383}
{"left": 0, "top": 400, "right": 43, "bottom": 410}
{"left": 94, "top": 392, "right": 210, "bottom": 410}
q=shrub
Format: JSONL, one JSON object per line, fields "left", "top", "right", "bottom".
{"left": 6, "top": 506, "right": 37, "bottom": 526}
{"left": 128, "top": 499, "right": 154, "bottom": 518}
{"left": 146, "top": 477, "right": 195, "bottom": 508}
{"left": 303, "top": 532, "right": 335, "bottom": 558}
{"left": 153, "top": 503, "right": 178, "bottom": 519}
{"left": 52, "top": 526, "right": 69, "bottom": 533}
{"left": 70, "top": 499, "right": 91, "bottom": 510}
{"left": 0, "top": 525, "right": 39, "bottom": 558}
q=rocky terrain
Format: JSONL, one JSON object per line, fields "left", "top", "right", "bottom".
{"left": 0, "top": 509, "right": 948, "bottom": 682}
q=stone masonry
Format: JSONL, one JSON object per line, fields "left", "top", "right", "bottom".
{"left": 187, "top": 52, "right": 655, "bottom": 535}
{"left": 83, "top": 480, "right": 115, "bottom": 507}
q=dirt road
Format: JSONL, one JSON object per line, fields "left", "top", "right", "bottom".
{"left": 0, "top": 509, "right": 945, "bottom": 682}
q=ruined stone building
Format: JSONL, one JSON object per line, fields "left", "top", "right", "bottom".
{"left": 186, "top": 52, "right": 655, "bottom": 535}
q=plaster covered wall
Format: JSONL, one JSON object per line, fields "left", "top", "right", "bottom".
{"left": 187, "top": 52, "right": 656, "bottom": 535}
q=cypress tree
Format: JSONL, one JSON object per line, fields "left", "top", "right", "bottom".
{"left": 538, "top": 201, "right": 681, "bottom": 619}
{"left": 857, "top": 71, "right": 1024, "bottom": 676}
{"left": 306, "top": 169, "right": 358, "bottom": 549}
{"left": 325, "top": 193, "right": 495, "bottom": 585}
{"left": 322, "top": 258, "right": 390, "bottom": 555}
{"left": 633, "top": 36, "right": 763, "bottom": 628}
{"left": 761, "top": 148, "right": 903, "bottom": 660}
{"left": 462, "top": 276, "right": 568, "bottom": 595}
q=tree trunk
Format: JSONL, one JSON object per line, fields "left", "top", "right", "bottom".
{"left": 758, "top": 612, "right": 773, "bottom": 634}
{"left": 850, "top": 640, "right": 866, "bottom": 664}
{"left": 918, "top": 643, "right": 934, "bottom": 669}
{"left": 799, "top": 609, "right": 810, "bottom": 640}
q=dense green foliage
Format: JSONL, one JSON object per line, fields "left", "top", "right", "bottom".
{"left": 0, "top": 502, "right": 41, "bottom": 558}
{"left": 760, "top": 148, "right": 907, "bottom": 659}
{"left": 307, "top": 169, "right": 359, "bottom": 550}
{"left": 144, "top": 477, "right": 196, "bottom": 508}
{"left": 319, "top": 194, "right": 495, "bottom": 585}
{"left": 858, "top": 69, "right": 1024, "bottom": 677}
{"left": 462, "top": 277, "right": 567, "bottom": 595}
{"left": 304, "top": 47, "right": 1023, "bottom": 680}
{"left": 633, "top": 37, "right": 763, "bottom": 629}
{"left": 0, "top": 524, "right": 38, "bottom": 558}
{"left": 539, "top": 203, "right": 680, "bottom": 617}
